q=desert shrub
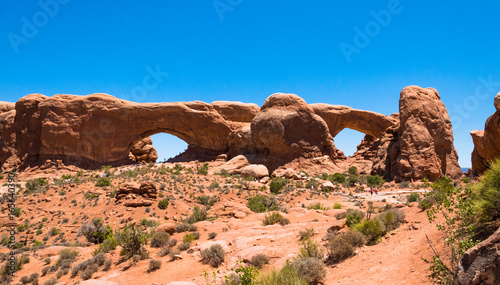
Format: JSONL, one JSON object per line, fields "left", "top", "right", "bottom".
{"left": 353, "top": 219, "right": 384, "bottom": 245}
{"left": 56, "top": 248, "right": 79, "bottom": 267}
{"left": 462, "top": 177, "right": 470, "bottom": 184}
{"left": 43, "top": 278, "right": 57, "bottom": 285}
{"left": 140, "top": 218, "right": 159, "bottom": 228}
{"left": 269, "top": 177, "right": 287, "bottom": 194}
{"left": 176, "top": 223, "right": 197, "bottom": 232}
{"left": 196, "top": 195, "right": 218, "bottom": 207}
{"left": 327, "top": 230, "right": 366, "bottom": 264}
{"left": 166, "top": 238, "right": 178, "bottom": 247}
{"left": 148, "top": 259, "right": 161, "bottom": 272}
{"left": 292, "top": 257, "right": 326, "bottom": 285}
{"left": 79, "top": 217, "right": 112, "bottom": 244}
{"left": 41, "top": 266, "right": 50, "bottom": 276}
{"left": 208, "top": 232, "right": 217, "bottom": 239}
{"left": 93, "top": 236, "right": 118, "bottom": 255}
{"left": 103, "top": 258, "right": 112, "bottom": 271}
{"left": 305, "top": 179, "right": 319, "bottom": 190}
{"left": 471, "top": 159, "right": 500, "bottom": 224}
{"left": 419, "top": 176, "right": 454, "bottom": 210}
{"left": 406, "top": 192, "right": 420, "bottom": 203}
{"left": 95, "top": 177, "right": 111, "bottom": 187}
{"left": 183, "top": 233, "right": 195, "bottom": 243}
{"left": 262, "top": 212, "right": 290, "bottom": 226}
{"left": 25, "top": 178, "right": 48, "bottom": 192}
{"left": 377, "top": 209, "right": 405, "bottom": 232}
{"left": 158, "top": 198, "right": 169, "bottom": 210}
{"left": 201, "top": 244, "right": 225, "bottom": 267}
{"left": 115, "top": 223, "right": 149, "bottom": 260}
{"left": 307, "top": 203, "right": 329, "bottom": 210}
{"left": 256, "top": 261, "right": 308, "bottom": 285}
{"left": 177, "top": 242, "right": 191, "bottom": 251}
{"left": 185, "top": 206, "right": 208, "bottom": 224}
{"left": 366, "top": 175, "right": 385, "bottom": 187}
{"left": 297, "top": 239, "right": 323, "bottom": 259}
{"left": 329, "top": 173, "right": 346, "bottom": 184}
{"left": 399, "top": 181, "right": 410, "bottom": 189}
{"left": 197, "top": 163, "right": 209, "bottom": 175}
{"left": 80, "top": 263, "right": 99, "bottom": 280}
{"left": 298, "top": 228, "right": 315, "bottom": 241}
{"left": 157, "top": 247, "right": 172, "bottom": 257}
{"left": 150, "top": 232, "right": 171, "bottom": 248}
{"left": 344, "top": 209, "right": 365, "bottom": 227}
{"left": 250, "top": 254, "right": 269, "bottom": 269}
{"left": 333, "top": 202, "right": 342, "bottom": 209}
{"left": 20, "top": 273, "right": 39, "bottom": 285}
{"left": 247, "top": 195, "right": 279, "bottom": 213}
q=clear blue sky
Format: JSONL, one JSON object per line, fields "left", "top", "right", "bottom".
{"left": 1, "top": 1, "right": 499, "bottom": 168}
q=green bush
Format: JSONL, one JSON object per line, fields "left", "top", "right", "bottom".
{"left": 353, "top": 219, "right": 384, "bottom": 245}
{"left": 185, "top": 206, "right": 207, "bottom": 224}
{"left": 95, "top": 177, "right": 111, "bottom": 187}
{"left": 377, "top": 209, "right": 406, "bottom": 232}
{"left": 399, "top": 181, "right": 410, "bottom": 189}
{"left": 471, "top": 159, "right": 500, "bottom": 224}
{"left": 158, "top": 198, "right": 169, "bottom": 210}
{"left": 327, "top": 230, "right": 366, "bottom": 264}
{"left": 345, "top": 209, "right": 365, "bottom": 228}
{"left": 297, "top": 239, "right": 323, "bottom": 259}
{"left": 115, "top": 223, "right": 149, "bottom": 260}
{"left": 79, "top": 217, "right": 112, "bottom": 244}
{"left": 247, "top": 195, "right": 279, "bottom": 213}
{"left": 93, "top": 236, "right": 118, "bottom": 255}
{"left": 256, "top": 261, "right": 308, "bottom": 285}
{"left": 333, "top": 202, "right": 342, "bottom": 209}
{"left": 262, "top": 212, "right": 290, "bottom": 226}
{"left": 270, "top": 177, "right": 287, "bottom": 194}
{"left": 348, "top": 166, "right": 358, "bottom": 176}
{"left": 298, "top": 228, "right": 315, "bottom": 241}
{"left": 183, "top": 233, "right": 195, "bottom": 243}
{"left": 406, "top": 192, "right": 420, "bottom": 203}
{"left": 150, "top": 232, "right": 171, "bottom": 248}
{"left": 201, "top": 244, "right": 225, "bottom": 268}
{"left": 197, "top": 163, "right": 209, "bottom": 175}
{"left": 329, "top": 173, "right": 346, "bottom": 183}
{"left": 307, "top": 203, "right": 329, "bottom": 211}
{"left": 208, "top": 232, "right": 217, "bottom": 239}
{"left": 366, "top": 175, "right": 385, "bottom": 187}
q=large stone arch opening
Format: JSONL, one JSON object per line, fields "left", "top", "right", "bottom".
{"left": 127, "top": 129, "right": 191, "bottom": 164}
{"left": 150, "top": 133, "right": 188, "bottom": 162}
{"left": 333, "top": 128, "right": 367, "bottom": 157}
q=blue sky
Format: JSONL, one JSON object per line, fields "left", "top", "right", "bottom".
{"left": 1, "top": 1, "right": 499, "bottom": 168}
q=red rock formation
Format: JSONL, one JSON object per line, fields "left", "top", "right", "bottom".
{"left": 129, "top": 137, "right": 158, "bottom": 163}
{"left": 250, "top": 93, "right": 336, "bottom": 158}
{"left": 471, "top": 93, "right": 500, "bottom": 174}
{"left": 373, "top": 86, "right": 462, "bottom": 181}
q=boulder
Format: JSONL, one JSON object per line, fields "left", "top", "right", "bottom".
{"left": 322, "top": 181, "right": 334, "bottom": 190}
{"left": 454, "top": 226, "right": 500, "bottom": 285}
{"left": 241, "top": 164, "right": 269, "bottom": 178}
{"left": 155, "top": 222, "right": 176, "bottom": 234}
{"left": 115, "top": 181, "right": 157, "bottom": 207}
{"left": 250, "top": 93, "right": 336, "bottom": 158}
{"left": 129, "top": 137, "right": 158, "bottom": 163}
{"left": 214, "top": 155, "right": 250, "bottom": 174}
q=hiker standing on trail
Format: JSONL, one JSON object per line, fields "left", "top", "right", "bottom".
{"left": 375, "top": 189, "right": 378, "bottom": 195}
{"left": 370, "top": 187, "right": 373, "bottom": 195}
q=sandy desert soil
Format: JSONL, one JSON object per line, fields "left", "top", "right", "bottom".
{"left": 0, "top": 161, "right": 451, "bottom": 285}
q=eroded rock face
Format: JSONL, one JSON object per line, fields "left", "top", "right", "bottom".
{"left": 454, "top": 226, "right": 500, "bottom": 285}
{"left": 471, "top": 93, "right": 500, "bottom": 174}
{"left": 129, "top": 137, "right": 158, "bottom": 163}
{"left": 373, "top": 86, "right": 462, "bottom": 181}
{"left": 250, "top": 93, "right": 335, "bottom": 158}
{"left": 115, "top": 181, "right": 158, "bottom": 207}
{"left": 0, "top": 88, "right": 463, "bottom": 182}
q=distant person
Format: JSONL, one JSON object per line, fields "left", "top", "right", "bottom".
{"left": 370, "top": 187, "right": 373, "bottom": 195}
{"left": 375, "top": 189, "right": 378, "bottom": 195}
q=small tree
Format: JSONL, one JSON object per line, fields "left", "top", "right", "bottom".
{"left": 422, "top": 177, "right": 477, "bottom": 284}
{"left": 115, "top": 223, "right": 149, "bottom": 260}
